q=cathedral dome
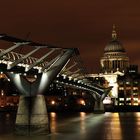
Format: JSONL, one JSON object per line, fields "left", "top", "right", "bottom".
{"left": 104, "top": 39, "right": 125, "bottom": 52}
{"left": 104, "top": 25, "right": 125, "bottom": 53}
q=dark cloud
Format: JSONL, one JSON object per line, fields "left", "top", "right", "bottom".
{"left": 0, "top": 0, "right": 140, "bottom": 72}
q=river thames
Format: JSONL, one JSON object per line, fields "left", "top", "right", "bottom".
{"left": 0, "top": 111, "right": 140, "bottom": 140}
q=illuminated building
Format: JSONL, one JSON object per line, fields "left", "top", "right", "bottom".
{"left": 87, "top": 25, "right": 140, "bottom": 107}
{"left": 87, "top": 73, "right": 119, "bottom": 105}
{"left": 100, "top": 25, "right": 129, "bottom": 73}
{"left": 0, "top": 89, "right": 19, "bottom": 108}
{"left": 99, "top": 25, "right": 140, "bottom": 106}
{"left": 45, "top": 83, "right": 94, "bottom": 111}
{"left": 118, "top": 65, "right": 140, "bottom": 106}
{"left": 0, "top": 74, "right": 19, "bottom": 109}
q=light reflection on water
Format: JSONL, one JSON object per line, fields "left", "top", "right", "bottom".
{"left": 80, "top": 112, "right": 86, "bottom": 134}
{"left": 134, "top": 112, "right": 140, "bottom": 133}
{"left": 107, "top": 113, "right": 122, "bottom": 140}
{"left": 50, "top": 112, "right": 57, "bottom": 133}
{"left": 0, "top": 112, "right": 140, "bottom": 140}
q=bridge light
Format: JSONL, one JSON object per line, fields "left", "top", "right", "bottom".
{"left": 34, "top": 75, "right": 37, "bottom": 78}
{"left": 69, "top": 76, "right": 72, "bottom": 80}
{"left": 23, "top": 73, "right": 27, "bottom": 76}
{"left": 74, "top": 78, "right": 77, "bottom": 81}
{"left": 7, "top": 78, "right": 10, "bottom": 82}
{"left": 62, "top": 74, "right": 67, "bottom": 79}
{"left": 38, "top": 68, "right": 42, "bottom": 73}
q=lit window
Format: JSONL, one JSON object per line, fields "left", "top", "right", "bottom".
{"left": 126, "top": 81, "right": 130, "bottom": 84}
{"left": 129, "top": 70, "right": 136, "bottom": 73}
{"left": 119, "top": 103, "right": 124, "bottom": 106}
{"left": 119, "top": 98, "right": 124, "bottom": 101}
{"left": 133, "top": 98, "right": 138, "bottom": 101}
{"left": 133, "top": 103, "right": 138, "bottom": 106}
{"left": 133, "top": 93, "right": 138, "bottom": 96}
{"left": 73, "top": 92, "right": 77, "bottom": 95}
{"left": 119, "top": 87, "right": 124, "bottom": 90}
{"left": 133, "top": 87, "right": 138, "bottom": 90}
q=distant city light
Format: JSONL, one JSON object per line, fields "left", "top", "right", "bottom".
{"left": 51, "top": 100, "right": 55, "bottom": 105}
{"left": 79, "top": 99, "right": 86, "bottom": 106}
{"left": 1, "top": 90, "right": 4, "bottom": 96}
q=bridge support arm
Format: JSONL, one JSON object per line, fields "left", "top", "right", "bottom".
{"left": 6, "top": 48, "right": 74, "bottom": 135}
{"left": 25, "top": 48, "right": 56, "bottom": 72}
{"left": 15, "top": 95, "right": 50, "bottom": 135}
{"left": 36, "top": 49, "right": 74, "bottom": 94}
{"left": 90, "top": 87, "right": 112, "bottom": 113}
{"left": 62, "top": 62, "right": 77, "bottom": 73}
{"left": 94, "top": 100, "right": 105, "bottom": 113}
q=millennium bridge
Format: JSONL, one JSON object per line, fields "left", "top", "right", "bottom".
{"left": 0, "top": 34, "right": 111, "bottom": 135}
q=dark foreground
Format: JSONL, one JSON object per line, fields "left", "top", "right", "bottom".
{"left": 0, "top": 111, "right": 140, "bottom": 140}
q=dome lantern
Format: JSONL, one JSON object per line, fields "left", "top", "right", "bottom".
{"left": 112, "top": 24, "right": 117, "bottom": 40}
{"left": 104, "top": 25, "right": 125, "bottom": 53}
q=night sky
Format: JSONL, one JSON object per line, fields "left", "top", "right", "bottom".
{"left": 0, "top": 0, "right": 140, "bottom": 73}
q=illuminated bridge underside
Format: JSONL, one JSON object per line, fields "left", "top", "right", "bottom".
{"left": 0, "top": 34, "right": 109, "bottom": 98}
{"left": 0, "top": 49, "right": 107, "bottom": 97}
{"left": 0, "top": 34, "right": 111, "bottom": 135}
